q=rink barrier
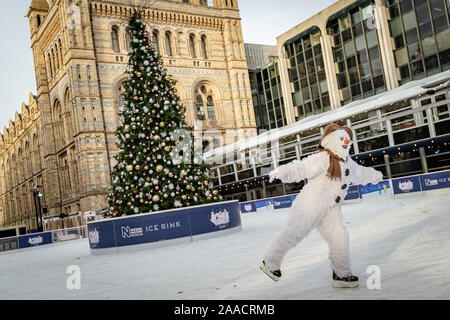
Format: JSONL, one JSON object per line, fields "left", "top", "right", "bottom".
{"left": 87, "top": 200, "right": 241, "bottom": 254}
{"left": 0, "top": 226, "right": 88, "bottom": 253}
{"left": 239, "top": 169, "right": 450, "bottom": 213}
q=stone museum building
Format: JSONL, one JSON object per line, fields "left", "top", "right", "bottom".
{"left": 0, "top": 0, "right": 256, "bottom": 230}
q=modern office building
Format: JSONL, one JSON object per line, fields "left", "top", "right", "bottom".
{"left": 245, "top": 43, "right": 287, "bottom": 131}
{"left": 205, "top": 0, "right": 450, "bottom": 201}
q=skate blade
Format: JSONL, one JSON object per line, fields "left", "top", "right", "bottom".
{"left": 259, "top": 262, "right": 280, "bottom": 282}
{"left": 333, "top": 280, "right": 359, "bottom": 288}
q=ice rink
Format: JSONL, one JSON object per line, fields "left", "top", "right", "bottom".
{"left": 1, "top": 192, "right": 450, "bottom": 300}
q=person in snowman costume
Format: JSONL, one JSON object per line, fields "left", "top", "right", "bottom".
{"left": 260, "top": 123, "right": 383, "bottom": 288}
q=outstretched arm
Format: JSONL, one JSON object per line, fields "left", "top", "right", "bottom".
{"left": 347, "top": 158, "right": 383, "bottom": 186}
{"left": 269, "top": 152, "right": 328, "bottom": 183}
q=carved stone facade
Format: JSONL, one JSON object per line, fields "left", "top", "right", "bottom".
{"left": 0, "top": 0, "right": 256, "bottom": 230}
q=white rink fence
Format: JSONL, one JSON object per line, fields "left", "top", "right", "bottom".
{"left": 239, "top": 169, "right": 450, "bottom": 214}
{"left": 2, "top": 170, "right": 449, "bottom": 253}
{"left": 0, "top": 226, "right": 88, "bottom": 253}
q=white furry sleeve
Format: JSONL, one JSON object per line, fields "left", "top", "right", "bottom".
{"left": 269, "top": 152, "right": 328, "bottom": 183}
{"left": 347, "top": 158, "right": 383, "bottom": 186}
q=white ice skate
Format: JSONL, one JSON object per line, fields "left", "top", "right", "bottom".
{"left": 260, "top": 261, "right": 281, "bottom": 282}
{"left": 332, "top": 271, "right": 359, "bottom": 288}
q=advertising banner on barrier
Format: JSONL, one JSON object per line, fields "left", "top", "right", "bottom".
{"left": 88, "top": 220, "right": 116, "bottom": 249}
{"left": 255, "top": 199, "right": 274, "bottom": 212}
{"left": 114, "top": 211, "right": 191, "bottom": 247}
{"left": 420, "top": 171, "right": 450, "bottom": 191}
{"left": 345, "top": 185, "right": 360, "bottom": 200}
{"left": 88, "top": 201, "right": 241, "bottom": 251}
{"left": 273, "top": 196, "right": 294, "bottom": 209}
{"left": 189, "top": 203, "right": 241, "bottom": 235}
{"left": 18, "top": 232, "right": 53, "bottom": 249}
{"left": 392, "top": 176, "right": 422, "bottom": 195}
{"left": 240, "top": 202, "right": 256, "bottom": 214}
{"left": 359, "top": 180, "right": 391, "bottom": 199}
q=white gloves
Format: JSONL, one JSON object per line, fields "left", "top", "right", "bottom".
{"left": 369, "top": 170, "right": 384, "bottom": 185}
{"left": 269, "top": 167, "right": 281, "bottom": 183}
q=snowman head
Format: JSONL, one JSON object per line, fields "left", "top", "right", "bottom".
{"left": 319, "top": 123, "right": 353, "bottom": 160}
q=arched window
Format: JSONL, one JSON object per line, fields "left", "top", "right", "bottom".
{"left": 152, "top": 30, "right": 160, "bottom": 54}
{"left": 125, "top": 27, "right": 132, "bottom": 51}
{"left": 201, "top": 35, "right": 208, "bottom": 59}
{"left": 196, "top": 95, "right": 206, "bottom": 120}
{"left": 207, "top": 96, "right": 216, "bottom": 120}
{"left": 58, "top": 39, "right": 63, "bottom": 67}
{"left": 47, "top": 52, "right": 53, "bottom": 78}
{"left": 37, "top": 15, "right": 41, "bottom": 27}
{"left": 65, "top": 88, "right": 74, "bottom": 139}
{"left": 189, "top": 34, "right": 197, "bottom": 58}
{"left": 111, "top": 26, "right": 120, "bottom": 52}
{"left": 165, "top": 32, "right": 173, "bottom": 56}
{"left": 53, "top": 100, "right": 65, "bottom": 148}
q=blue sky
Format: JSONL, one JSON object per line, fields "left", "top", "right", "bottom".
{"left": 0, "top": 0, "right": 336, "bottom": 131}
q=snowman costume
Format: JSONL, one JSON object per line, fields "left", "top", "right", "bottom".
{"left": 260, "top": 123, "right": 383, "bottom": 288}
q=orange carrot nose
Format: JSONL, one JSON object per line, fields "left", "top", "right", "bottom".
{"left": 344, "top": 139, "right": 350, "bottom": 145}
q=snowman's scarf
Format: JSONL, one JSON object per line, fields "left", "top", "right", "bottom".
{"left": 317, "top": 147, "right": 346, "bottom": 181}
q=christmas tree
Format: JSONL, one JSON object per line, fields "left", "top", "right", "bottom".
{"left": 108, "top": 12, "right": 222, "bottom": 217}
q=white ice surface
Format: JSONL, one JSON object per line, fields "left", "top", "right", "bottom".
{"left": 1, "top": 193, "right": 450, "bottom": 300}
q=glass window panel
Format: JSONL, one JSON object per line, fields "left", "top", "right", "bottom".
{"left": 347, "top": 55, "right": 357, "bottom": 68}
{"left": 362, "top": 6, "right": 374, "bottom": 20}
{"left": 311, "top": 83, "right": 319, "bottom": 98}
{"left": 437, "top": 28, "right": 450, "bottom": 51}
{"left": 433, "top": 15, "right": 449, "bottom": 33}
{"left": 366, "top": 30, "right": 378, "bottom": 48}
{"left": 369, "top": 46, "right": 380, "bottom": 60}
{"left": 390, "top": 4, "right": 400, "bottom": 18}
{"left": 419, "top": 22, "right": 434, "bottom": 38}
{"left": 439, "top": 48, "right": 450, "bottom": 65}
{"left": 390, "top": 17, "right": 403, "bottom": 36}
{"left": 344, "top": 40, "right": 355, "bottom": 57}
{"left": 408, "top": 42, "right": 422, "bottom": 60}
{"left": 351, "top": 83, "right": 362, "bottom": 96}
{"left": 318, "top": 69, "right": 326, "bottom": 81}
{"left": 355, "top": 35, "right": 366, "bottom": 51}
{"left": 359, "top": 63, "right": 372, "bottom": 78}
{"left": 352, "top": 10, "right": 361, "bottom": 25}
{"left": 371, "top": 58, "right": 384, "bottom": 76}
{"left": 338, "top": 72, "right": 348, "bottom": 88}
{"left": 416, "top": 3, "right": 432, "bottom": 26}
{"left": 399, "top": 64, "right": 411, "bottom": 78}
{"left": 362, "top": 79, "right": 373, "bottom": 92}
{"left": 357, "top": 49, "right": 368, "bottom": 64}
{"left": 338, "top": 60, "right": 346, "bottom": 72}
{"left": 305, "top": 48, "right": 313, "bottom": 60}
{"left": 373, "top": 75, "right": 385, "bottom": 88}
{"left": 342, "top": 28, "right": 352, "bottom": 42}
{"left": 349, "top": 68, "right": 360, "bottom": 85}
{"left": 422, "top": 36, "right": 437, "bottom": 56}
{"left": 339, "top": 15, "right": 351, "bottom": 29}
{"left": 425, "top": 54, "right": 439, "bottom": 69}
{"left": 334, "top": 48, "right": 344, "bottom": 61}
{"left": 395, "top": 47, "right": 409, "bottom": 65}
{"left": 334, "top": 34, "right": 342, "bottom": 46}
{"left": 430, "top": 0, "right": 446, "bottom": 18}
{"left": 400, "top": 0, "right": 413, "bottom": 13}
{"left": 352, "top": 22, "right": 363, "bottom": 37}
{"left": 302, "top": 87, "right": 311, "bottom": 101}
{"left": 320, "top": 80, "right": 328, "bottom": 93}
{"left": 394, "top": 35, "right": 405, "bottom": 48}
{"left": 402, "top": 10, "right": 417, "bottom": 30}
{"left": 411, "top": 60, "right": 425, "bottom": 74}
{"left": 405, "top": 28, "right": 419, "bottom": 45}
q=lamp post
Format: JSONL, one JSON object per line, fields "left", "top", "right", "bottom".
{"left": 33, "top": 185, "right": 44, "bottom": 232}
